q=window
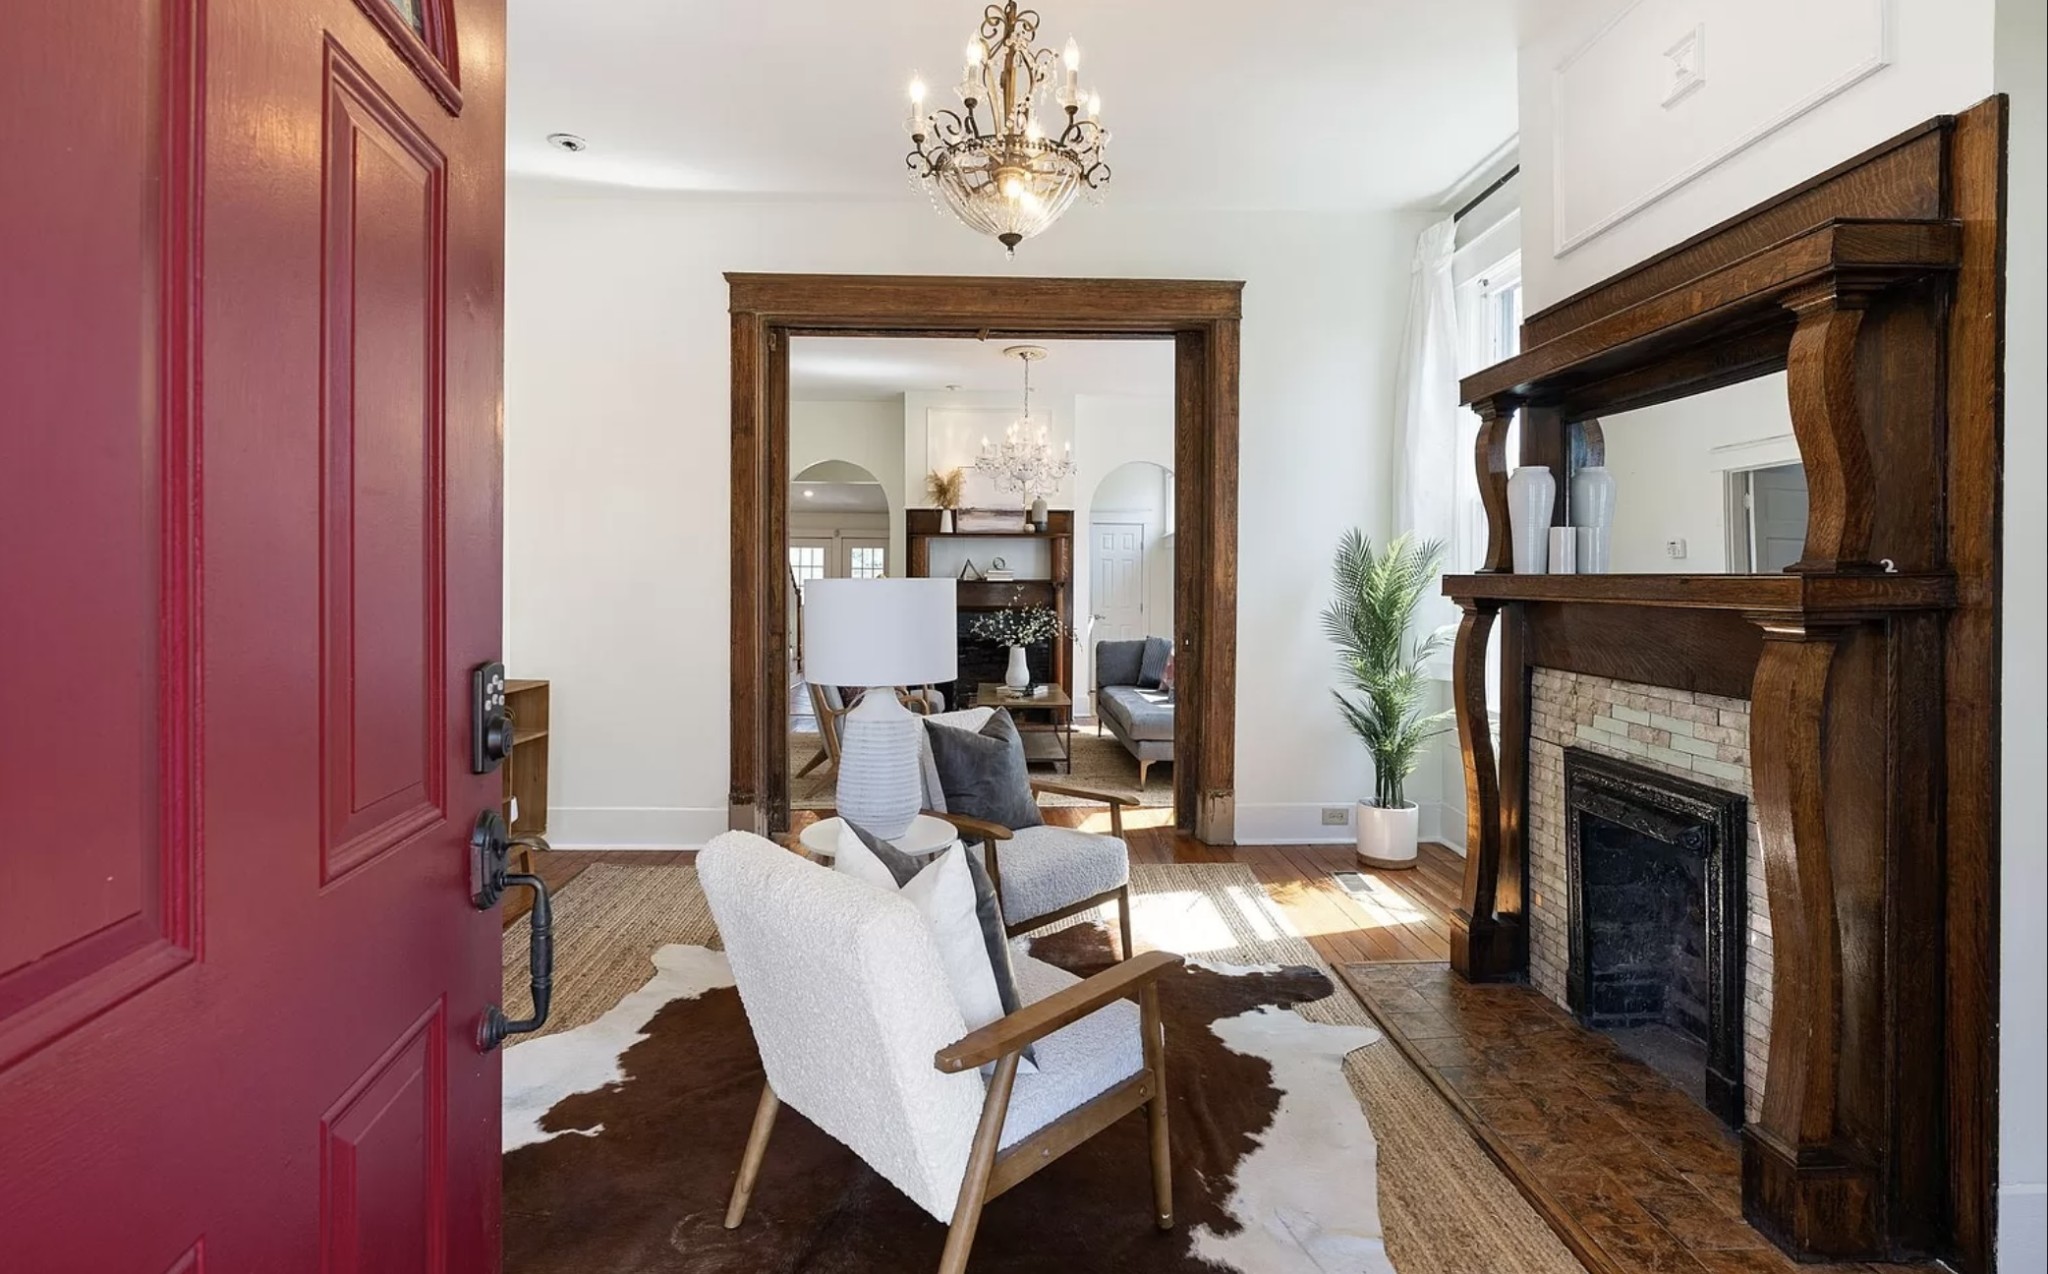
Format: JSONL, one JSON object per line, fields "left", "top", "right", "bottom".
{"left": 848, "top": 545, "right": 887, "bottom": 579}
{"left": 788, "top": 544, "right": 827, "bottom": 587}
{"left": 1453, "top": 252, "right": 1525, "bottom": 576}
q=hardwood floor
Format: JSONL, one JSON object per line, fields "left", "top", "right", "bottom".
{"left": 507, "top": 809, "right": 1465, "bottom": 969}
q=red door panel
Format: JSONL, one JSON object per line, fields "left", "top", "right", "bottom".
{"left": 321, "top": 45, "right": 449, "bottom": 883}
{"left": 0, "top": 0, "right": 504, "bottom": 1268}
{"left": 0, "top": 0, "right": 202, "bottom": 1078}
{"left": 321, "top": 1002, "right": 449, "bottom": 1274}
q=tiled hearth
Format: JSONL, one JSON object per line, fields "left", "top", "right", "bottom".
{"left": 1338, "top": 964, "right": 1932, "bottom": 1274}
{"left": 1528, "top": 668, "right": 1770, "bottom": 1124}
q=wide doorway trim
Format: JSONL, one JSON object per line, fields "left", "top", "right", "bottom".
{"left": 727, "top": 273, "right": 1243, "bottom": 843}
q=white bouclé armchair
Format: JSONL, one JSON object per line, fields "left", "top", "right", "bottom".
{"left": 698, "top": 831, "right": 1177, "bottom": 1274}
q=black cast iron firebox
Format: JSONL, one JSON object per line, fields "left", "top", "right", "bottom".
{"left": 1564, "top": 747, "right": 1748, "bottom": 1127}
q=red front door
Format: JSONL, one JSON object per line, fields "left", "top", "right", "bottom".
{"left": 1, "top": 0, "right": 506, "bottom": 1269}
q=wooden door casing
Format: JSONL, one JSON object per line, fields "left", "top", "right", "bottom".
{"left": 0, "top": 0, "right": 506, "bottom": 1269}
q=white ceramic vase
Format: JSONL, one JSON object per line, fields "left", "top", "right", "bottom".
{"left": 939, "top": 508, "right": 955, "bottom": 533}
{"left": 1356, "top": 802, "right": 1419, "bottom": 870}
{"left": 1571, "top": 465, "right": 1616, "bottom": 531}
{"left": 1005, "top": 645, "right": 1031, "bottom": 690}
{"left": 1508, "top": 466, "right": 1556, "bottom": 574}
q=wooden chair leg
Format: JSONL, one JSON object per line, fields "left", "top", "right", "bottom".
{"left": 723, "top": 1083, "right": 781, "bottom": 1229}
{"left": 938, "top": 1053, "right": 1022, "bottom": 1274}
{"left": 1116, "top": 886, "right": 1135, "bottom": 962}
{"left": 1140, "top": 984, "right": 1173, "bottom": 1230}
{"left": 794, "top": 747, "right": 829, "bottom": 778}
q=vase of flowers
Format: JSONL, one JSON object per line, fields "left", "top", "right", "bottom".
{"left": 926, "top": 467, "right": 965, "bottom": 534}
{"left": 1322, "top": 530, "right": 1455, "bottom": 869}
{"left": 970, "top": 605, "right": 1072, "bottom": 690}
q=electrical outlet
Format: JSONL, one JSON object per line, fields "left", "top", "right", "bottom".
{"left": 1321, "top": 806, "right": 1352, "bottom": 826}
{"left": 1666, "top": 538, "right": 1689, "bottom": 559}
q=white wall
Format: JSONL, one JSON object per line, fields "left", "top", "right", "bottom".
{"left": 506, "top": 188, "right": 1425, "bottom": 850}
{"left": 790, "top": 398, "right": 906, "bottom": 568}
{"left": 1518, "top": 0, "right": 2037, "bottom": 1260}
{"left": 1597, "top": 372, "right": 1796, "bottom": 573}
{"left": 1517, "top": 0, "right": 1997, "bottom": 307}
{"left": 1997, "top": 0, "right": 2047, "bottom": 1262}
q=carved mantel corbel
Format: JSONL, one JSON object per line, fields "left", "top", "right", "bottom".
{"left": 1781, "top": 282, "right": 1884, "bottom": 575}
{"left": 1449, "top": 597, "right": 1524, "bottom": 980}
{"left": 1740, "top": 609, "right": 1888, "bottom": 1255}
{"left": 1472, "top": 395, "right": 1518, "bottom": 573}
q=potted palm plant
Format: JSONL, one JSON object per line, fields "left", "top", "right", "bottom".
{"left": 1322, "top": 530, "right": 1455, "bottom": 868}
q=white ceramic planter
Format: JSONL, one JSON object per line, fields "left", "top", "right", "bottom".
{"left": 1005, "top": 645, "right": 1031, "bottom": 689}
{"left": 1508, "top": 466, "right": 1556, "bottom": 574}
{"left": 1356, "top": 801, "right": 1420, "bottom": 870}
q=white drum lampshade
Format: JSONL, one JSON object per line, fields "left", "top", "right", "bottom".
{"left": 803, "top": 578, "right": 958, "bottom": 839}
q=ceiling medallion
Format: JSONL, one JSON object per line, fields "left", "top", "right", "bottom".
{"left": 976, "top": 345, "right": 1074, "bottom": 504}
{"left": 904, "top": 3, "right": 1111, "bottom": 256}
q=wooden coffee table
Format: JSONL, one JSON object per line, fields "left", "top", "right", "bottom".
{"left": 976, "top": 683, "right": 1074, "bottom": 772}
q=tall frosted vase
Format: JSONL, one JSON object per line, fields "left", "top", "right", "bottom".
{"left": 1005, "top": 645, "right": 1031, "bottom": 690}
{"left": 1571, "top": 465, "right": 1616, "bottom": 574}
{"left": 1507, "top": 466, "right": 1557, "bottom": 574}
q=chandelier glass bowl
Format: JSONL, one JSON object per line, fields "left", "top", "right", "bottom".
{"left": 905, "top": 3, "right": 1110, "bottom": 255}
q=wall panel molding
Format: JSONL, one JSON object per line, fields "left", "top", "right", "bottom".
{"left": 1552, "top": 0, "right": 1891, "bottom": 256}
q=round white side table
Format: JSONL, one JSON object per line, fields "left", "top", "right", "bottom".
{"left": 797, "top": 814, "right": 960, "bottom": 862}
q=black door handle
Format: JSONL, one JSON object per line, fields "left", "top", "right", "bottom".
{"left": 471, "top": 810, "right": 554, "bottom": 1051}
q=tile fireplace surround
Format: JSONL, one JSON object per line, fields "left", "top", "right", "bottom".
{"left": 1527, "top": 668, "right": 1770, "bottom": 1125}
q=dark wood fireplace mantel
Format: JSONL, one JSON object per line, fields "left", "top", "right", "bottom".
{"left": 1443, "top": 101, "right": 2007, "bottom": 1273}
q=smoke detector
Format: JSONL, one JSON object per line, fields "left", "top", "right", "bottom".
{"left": 546, "top": 133, "right": 588, "bottom": 153}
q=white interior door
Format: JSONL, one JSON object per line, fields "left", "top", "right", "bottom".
{"left": 1747, "top": 464, "right": 1809, "bottom": 574}
{"left": 1092, "top": 521, "right": 1147, "bottom": 641}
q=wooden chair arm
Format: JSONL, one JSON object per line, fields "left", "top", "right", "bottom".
{"left": 934, "top": 951, "right": 1181, "bottom": 1073}
{"left": 1030, "top": 779, "right": 1138, "bottom": 808}
{"left": 1029, "top": 779, "right": 1134, "bottom": 835}
{"left": 925, "top": 809, "right": 1014, "bottom": 842}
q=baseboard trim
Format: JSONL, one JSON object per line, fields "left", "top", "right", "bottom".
{"left": 1232, "top": 803, "right": 1358, "bottom": 846}
{"left": 542, "top": 805, "right": 728, "bottom": 850}
{"left": 2003, "top": 1183, "right": 2047, "bottom": 1270}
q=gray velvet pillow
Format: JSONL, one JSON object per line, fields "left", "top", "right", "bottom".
{"left": 1095, "top": 639, "right": 1145, "bottom": 689}
{"left": 923, "top": 709, "right": 1044, "bottom": 831}
{"left": 1138, "top": 636, "right": 1173, "bottom": 689}
{"left": 841, "top": 820, "right": 1032, "bottom": 1054}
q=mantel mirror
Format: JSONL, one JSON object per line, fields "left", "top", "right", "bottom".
{"left": 1576, "top": 373, "right": 1807, "bottom": 574}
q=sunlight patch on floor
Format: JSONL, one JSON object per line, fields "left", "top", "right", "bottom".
{"left": 1070, "top": 805, "right": 1176, "bottom": 835}
{"left": 1130, "top": 889, "right": 1247, "bottom": 956}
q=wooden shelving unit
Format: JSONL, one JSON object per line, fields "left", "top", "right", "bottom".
{"left": 906, "top": 507, "right": 1075, "bottom": 699}
{"left": 503, "top": 678, "right": 549, "bottom": 836}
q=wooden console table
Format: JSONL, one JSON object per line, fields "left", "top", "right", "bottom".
{"left": 977, "top": 683, "right": 1073, "bottom": 772}
{"left": 1443, "top": 103, "right": 2004, "bottom": 1271}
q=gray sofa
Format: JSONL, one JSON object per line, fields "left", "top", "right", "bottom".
{"left": 1094, "top": 637, "right": 1174, "bottom": 785}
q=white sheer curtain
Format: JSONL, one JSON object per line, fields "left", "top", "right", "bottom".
{"left": 1390, "top": 217, "right": 1477, "bottom": 653}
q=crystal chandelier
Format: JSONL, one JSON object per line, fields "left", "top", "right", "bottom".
{"left": 976, "top": 346, "right": 1074, "bottom": 505}
{"left": 904, "top": 3, "right": 1111, "bottom": 256}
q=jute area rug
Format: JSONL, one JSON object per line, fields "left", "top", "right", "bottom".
{"left": 501, "top": 863, "right": 1581, "bottom": 1274}
{"left": 790, "top": 729, "right": 1175, "bottom": 810}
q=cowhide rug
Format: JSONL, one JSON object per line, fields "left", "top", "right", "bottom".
{"left": 504, "top": 923, "right": 1391, "bottom": 1273}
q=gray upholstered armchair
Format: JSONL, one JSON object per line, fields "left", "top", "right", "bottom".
{"left": 1094, "top": 637, "right": 1174, "bottom": 786}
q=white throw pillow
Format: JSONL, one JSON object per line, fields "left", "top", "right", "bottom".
{"left": 835, "top": 824, "right": 1006, "bottom": 1037}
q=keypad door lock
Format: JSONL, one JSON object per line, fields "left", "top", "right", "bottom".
{"left": 471, "top": 661, "right": 515, "bottom": 774}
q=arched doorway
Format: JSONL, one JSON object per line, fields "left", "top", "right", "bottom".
{"left": 787, "top": 459, "right": 893, "bottom": 808}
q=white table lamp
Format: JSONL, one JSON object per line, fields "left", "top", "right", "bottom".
{"left": 803, "top": 578, "right": 958, "bottom": 839}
